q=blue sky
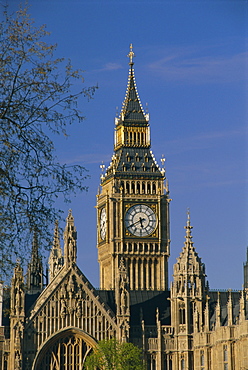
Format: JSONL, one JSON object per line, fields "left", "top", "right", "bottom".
{"left": 6, "top": 0, "right": 248, "bottom": 290}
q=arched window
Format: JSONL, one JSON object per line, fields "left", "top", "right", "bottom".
{"left": 179, "top": 303, "right": 186, "bottom": 325}
{"left": 152, "top": 182, "right": 156, "bottom": 194}
{"left": 131, "top": 182, "right": 135, "bottom": 194}
{"left": 142, "top": 182, "right": 146, "bottom": 194}
{"left": 34, "top": 333, "right": 94, "bottom": 370}
{"left": 126, "top": 181, "right": 130, "bottom": 194}
{"left": 147, "top": 182, "right": 151, "bottom": 194}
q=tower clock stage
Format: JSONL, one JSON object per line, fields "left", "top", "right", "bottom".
{"left": 97, "top": 44, "right": 170, "bottom": 291}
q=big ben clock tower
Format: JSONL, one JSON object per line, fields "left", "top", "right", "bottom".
{"left": 97, "top": 45, "right": 170, "bottom": 291}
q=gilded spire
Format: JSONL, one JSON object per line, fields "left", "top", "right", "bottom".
{"left": 119, "top": 44, "right": 148, "bottom": 124}
{"left": 114, "top": 45, "right": 150, "bottom": 151}
{"left": 127, "top": 43, "right": 135, "bottom": 66}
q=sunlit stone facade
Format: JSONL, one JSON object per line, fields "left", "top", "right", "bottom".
{"left": 1, "top": 46, "right": 247, "bottom": 370}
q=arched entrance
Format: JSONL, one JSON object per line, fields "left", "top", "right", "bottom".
{"left": 32, "top": 327, "right": 97, "bottom": 370}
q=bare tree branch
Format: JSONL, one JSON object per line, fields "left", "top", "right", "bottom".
{"left": 0, "top": 4, "right": 97, "bottom": 278}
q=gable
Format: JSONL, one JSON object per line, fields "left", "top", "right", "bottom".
{"left": 24, "top": 263, "right": 118, "bottom": 360}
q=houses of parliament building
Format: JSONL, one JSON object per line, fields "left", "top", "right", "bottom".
{"left": 0, "top": 46, "right": 248, "bottom": 369}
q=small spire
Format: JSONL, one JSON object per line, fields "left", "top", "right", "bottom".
{"left": 244, "top": 246, "right": 248, "bottom": 289}
{"left": 127, "top": 43, "right": 135, "bottom": 66}
{"left": 184, "top": 208, "right": 193, "bottom": 242}
{"left": 204, "top": 295, "right": 210, "bottom": 331}
{"left": 67, "top": 209, "right": 73, "bottom": 222}
{"left": 239, "top": 289, "right": 246, "bottom": 322}
{"left": 64, "top": 209, "right": 77, "bottom": 267}
{"left": 26, "top": 231, "right": 43, "bottom": 294}
{"left": 227, "top": 289, "right": 233, "bottom": 326}
{"left": 48, "top": 221, "right": 63, "bottom": 281}
{"left": 216, "top": 292, "right": 221, "bottom": 327}
{"left": 53, "top": 220, "right": 60, "bottom": 249}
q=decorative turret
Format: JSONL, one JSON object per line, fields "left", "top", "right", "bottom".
{"left": 63, "top": 210, "right": 77, "bottom": 268}
{"left": 48, "top": 221, "right": 64, "bottom": 281}
{"left": 170, "top": 211, "right": 207, "bottom": 368}
{"left": 171, "top": 211, "right": 207, "bottom": 303}
{"left": 239, "top": 289, "right": 246, "bottom": 323}
{"left": 10, "top": 263, "right": 25, "bottom": 369}
{"left": 26, "top": 231, "right": 43, "bottom": 294}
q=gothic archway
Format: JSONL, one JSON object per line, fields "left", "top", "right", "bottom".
{"left": 32, "top": 327, "right": 97, "bottom": 370}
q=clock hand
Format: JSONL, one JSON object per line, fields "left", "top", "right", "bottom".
{"left": 128, "top": 218, "right": 146, "bottom": 228}
{"left": 139, "top": 217, "right": 144, "bottom": 228}
{"left": 128, "top": 219, "right": 141, "bottom": 228}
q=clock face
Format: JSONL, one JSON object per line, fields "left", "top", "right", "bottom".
{"left": 125, "top": 204, "right": 157, "bottom": 237}
{"left": 100, "top": 208, "right": 106, "bottom": 240}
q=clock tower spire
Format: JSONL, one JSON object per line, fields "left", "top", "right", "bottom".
{"left": 97, "top": 45, "right": 171, "bottom": 291}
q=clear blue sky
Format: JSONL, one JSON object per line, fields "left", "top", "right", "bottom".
{"left": 7, "top": 0, "right": 248, "bottom": 290}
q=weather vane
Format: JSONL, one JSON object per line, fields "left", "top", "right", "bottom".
{"left": 127, "top": 43, "right": 135, "bottom": 65}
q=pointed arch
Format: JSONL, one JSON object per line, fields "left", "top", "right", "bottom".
{"left": 32, "top": 327, "right": 97, "bottom": 370}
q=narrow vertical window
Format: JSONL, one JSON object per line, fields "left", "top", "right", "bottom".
{"left": 181, "top": 358, "right": 185, "bottom": 370}
{"left": 200, "top": 350, "right": 204, "bottom": 370}
{"left": 223, "top": 344, "right": 228, "bottom": 370}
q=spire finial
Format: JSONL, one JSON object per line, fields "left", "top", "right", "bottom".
{"left": 187, "top": 208, "right": 191, "bottom": 227}
{"left": 127, "top": 43, "right": 135, "bottom": 66}
{"left": 184, "top": 208, "right": 193, "bottom": 242}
